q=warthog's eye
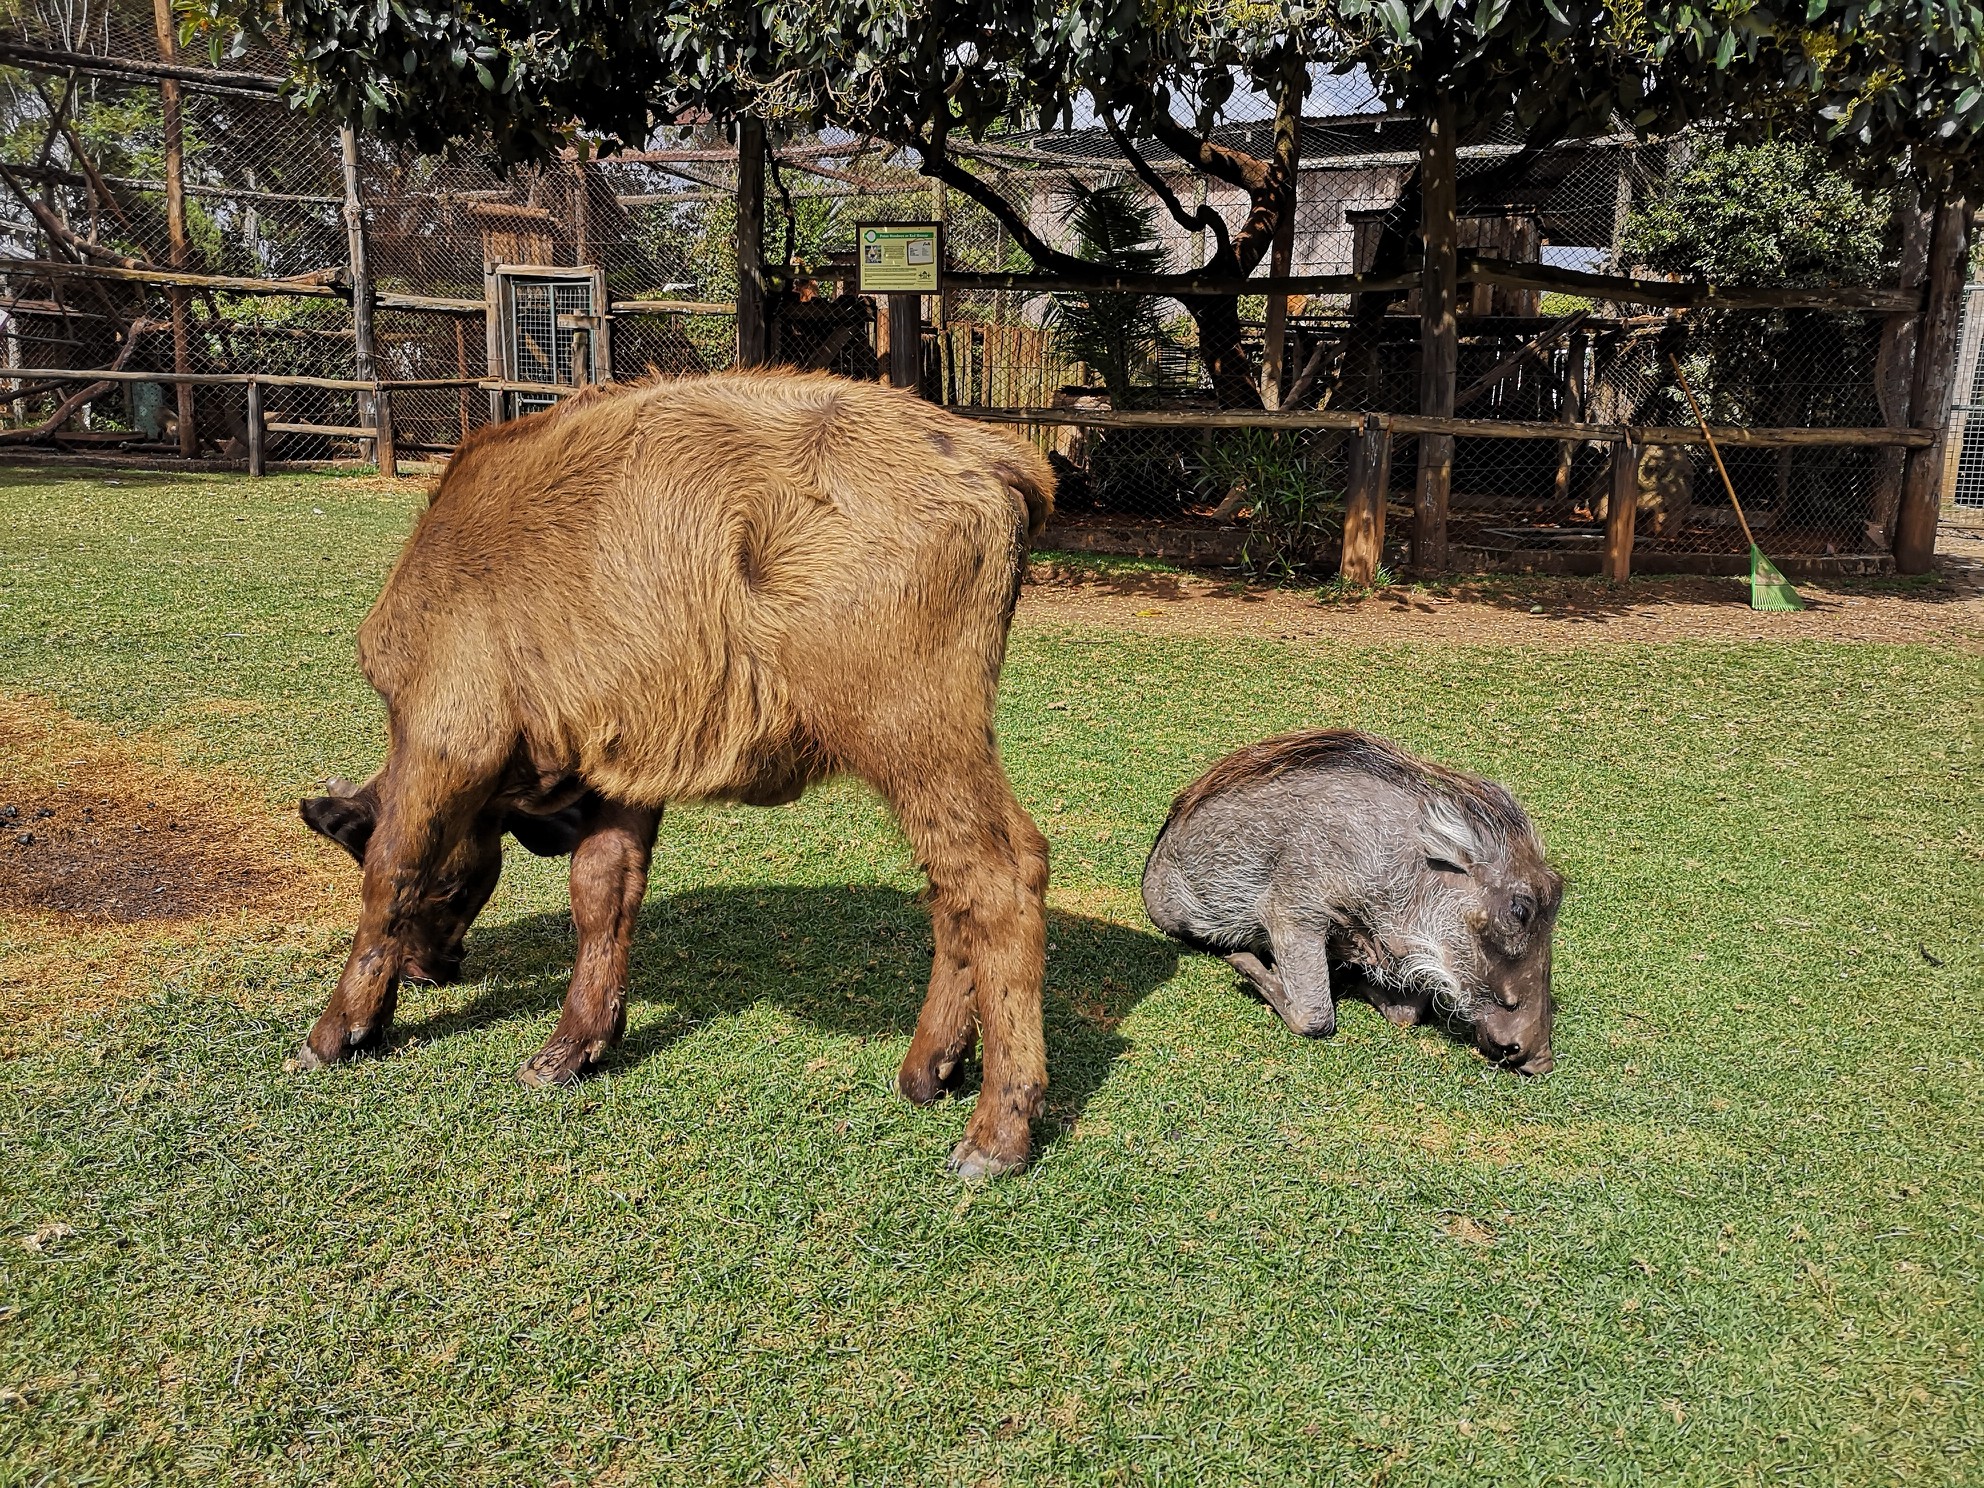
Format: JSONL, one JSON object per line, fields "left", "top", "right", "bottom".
{"left": 1426, "top": 856, "right": 1469, "bottom": 876}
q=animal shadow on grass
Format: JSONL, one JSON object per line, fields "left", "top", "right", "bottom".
{"left": 396, "top": 883, "right": 1180, "bottom": 1143}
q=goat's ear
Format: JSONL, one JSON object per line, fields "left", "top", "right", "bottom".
{"left": 1419, "top": 799, "right": 1480, "bottom": 876}
{"left": 301, "top": 791, "right": 377, "bottom": 865}
{"left": 504, "top": 798, "right": 591, "bottom": 858}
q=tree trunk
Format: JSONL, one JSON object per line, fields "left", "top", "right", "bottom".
{"left": 1260, "top": 79, "right": 1302, "bottom": 410}
{"left": 1193, "top": 294, "right": 1261, "bottom": 409}
{"left": 152, "top": 0, "right": 196, "bottom": 458}
{"left": 1873, "top": 189, "right": 1933, "bottom": 544}
{"left": 1894, "top": 194, "right": 1973, "bottom": 574}
{"left": 1411, "top": 90, "right": 1459, "bottom": 571}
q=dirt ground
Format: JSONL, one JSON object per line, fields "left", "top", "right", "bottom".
{"left": 0, "top": 698, "right": 346, "bottom": 1032}
{"left": 1019, "top": 540, "right": 1984, "bottom": 649}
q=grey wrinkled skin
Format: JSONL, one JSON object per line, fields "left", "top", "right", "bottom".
{"left": 1141, "top": 731, "right": 1564, "bottom": 1075}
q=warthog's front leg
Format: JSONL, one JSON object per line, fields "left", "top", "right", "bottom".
{"left": 519, "top": 798, "right": 663, "bottom": 1087}
{"left": 1255, "top": 922, "right": 1337, "bottom": 1039}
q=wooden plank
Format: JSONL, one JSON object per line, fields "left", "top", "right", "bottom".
{"left": 0, "top": 366, "right": 375, "bottom": 391}
{"left": 1339, "top": 414, "right": 1392, "bottom": 586}
{"left": 0, "top": 258, "right": 345, "bottom": 298}
{"left": 1605, "top": 435, "right": 1636, "bottom": 582}
{"left": 266, "top": 422, "right": 374, "bottom": 437}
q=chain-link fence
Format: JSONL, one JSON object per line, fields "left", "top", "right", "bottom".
{"left": 0, "top": 5, "right": 1945, "bottom": 575}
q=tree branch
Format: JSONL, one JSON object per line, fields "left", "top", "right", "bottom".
{"left": 0, "top": 317, "right": 157, "bottom": 442}
{"left": 907, "top": 129, "right": 1090, "bottom": 278}
{"left": 1144, "top": 110, "right": 1269, "bottom": 194}
{"left": 1101, "top": 110, "right": 1232, "bottom": 266}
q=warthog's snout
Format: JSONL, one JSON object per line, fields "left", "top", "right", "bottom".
{"left": 1481, "top": 1036, "right": 1554, "bottom": 1076}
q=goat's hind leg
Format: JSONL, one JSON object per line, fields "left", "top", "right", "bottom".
{"left": 519, "top": 798, "right": 663, "bottom": 1087}
{"left": 884, "top": 760, "right": 1048, "bottom": 1178}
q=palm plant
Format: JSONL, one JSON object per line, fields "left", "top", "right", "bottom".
{"left": 1046, "top": 177, "right": 1167, "bottom": 408}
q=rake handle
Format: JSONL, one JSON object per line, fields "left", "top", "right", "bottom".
{"left": 1667, "top": 354, "right": 1759, "bottom": 552}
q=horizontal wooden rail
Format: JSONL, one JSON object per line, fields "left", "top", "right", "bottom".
{"left": 923, "top": 269, "right": 1424, "bottom": 299}
{"left": 375, "top": 292, "right": 482, "bottom": 314}
{"left": 265, "top": 421, "right": 372, "bottom": 438}
{"left": 956, "top": 406, "right": 1934, "bottom": 449}
{"left": 1459, "top": 254, "right": 1924, "bottom": 313}
{"left": 0, "top": 41, "right": 284, "bottom": 96}
{"left": 610, "top": 298, "right": 736, "bottom": 315}
{"left": 0, "top": 365, "right": 372, "bottom": 390}
{"left": 7, "top": 256, "right": 1917, "bottom": 315}
{"left": 1, "top": 258, "right": 346, "bottom": 298}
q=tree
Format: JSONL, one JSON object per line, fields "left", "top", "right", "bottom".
{"left": 1046, "top": 178, "right": 1169, "bottom": 408}
{"left": 1629, "top": 0, "right": 1984, "bottom": 571}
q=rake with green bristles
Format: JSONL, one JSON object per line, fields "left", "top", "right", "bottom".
{"left": 1669, "top": 355, "right": 1805, "bottom": 611}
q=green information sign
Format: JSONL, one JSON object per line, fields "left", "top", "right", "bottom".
{"left": 857, "top": 222, "right": 943, "bottom": 293}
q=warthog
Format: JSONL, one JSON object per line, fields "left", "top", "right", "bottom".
{"left": 295, "top": 370, "right": 1055, "bottom": 1176}
{"left": 1141, "top": 730, "right": 1563, "bottom": 1074}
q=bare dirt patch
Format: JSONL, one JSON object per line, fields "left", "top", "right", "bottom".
{"left": 1019, "top": 561, "right": 1984, "bottom": 648}
{"left": 0, "top": 695, "right": 334, "bottom": 927}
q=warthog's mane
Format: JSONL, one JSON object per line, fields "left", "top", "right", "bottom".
{"left": 1163, "top": 729, "right": 1537, "bottom": 853}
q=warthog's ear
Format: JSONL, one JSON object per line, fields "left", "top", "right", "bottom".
{"left": 300, "top": 788, "right": 378, "bottom": 865}
{"left": 503, "top": 798, "right": 591, "bottom": 858}
{"left": 1420, "top": 798, "right": 1480, "bottom": 876}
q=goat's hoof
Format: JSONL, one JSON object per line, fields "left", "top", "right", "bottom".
{"left": 282, "top": 1043, "right": 327, "bottom": 1074}
{"left": 897, "top": 1049, "right": 970, "bottom": 1107}
{"left": 947, "top": 1127, "right": 1029, "bottom": 1181}
{"left": 517, "top": 1038, "right": 595, "bottom": 1088}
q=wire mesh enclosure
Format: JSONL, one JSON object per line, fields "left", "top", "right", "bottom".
{"left": 0, "top": 1, "right": 1955, "bottom": 578}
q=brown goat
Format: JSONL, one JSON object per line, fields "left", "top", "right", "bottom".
{"left": 292, "top": 370, "right": 1054, "bottom": 1177}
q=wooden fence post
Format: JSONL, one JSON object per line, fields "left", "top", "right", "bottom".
{"left": 1552, "top": 327, "right": 1587, "bottom": 505}
{"left": 1411, "top": 90, "right": 1459, "bottom": 572}
{"left": 245, "top": 377, "right": 264, "bottom": 476}
{"left": 735, "top": 119, "right": 767, "bottom": 368}
{"left": 152, "top": 0, "right": 197, "bottom": 459}
{"left": 1339, "top": 414, "right": 1393, "bottom": 585}
{"left": 1895, "top": 194, "right": 1973, "bottom": 574}
{"left": 887, "top": 292, "right": 923, "bottom": 394}
{"left": 373, "top": 386, "right": 396, "bottom": 476}
{"left": 1605, "top": 432, "right": 1637, "bottom": 582}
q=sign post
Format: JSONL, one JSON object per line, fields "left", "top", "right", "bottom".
{"left": 859, "top": 223, "right": 942, "bottom": 396}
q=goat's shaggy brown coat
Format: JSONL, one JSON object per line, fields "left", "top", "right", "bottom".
{"left": 293, "top": 370, "right": 1055, "bottom": 1176}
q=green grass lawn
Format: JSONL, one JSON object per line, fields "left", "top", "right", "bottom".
{"left": 2, "top": 465, "right": 1980, "bottom": 1485}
